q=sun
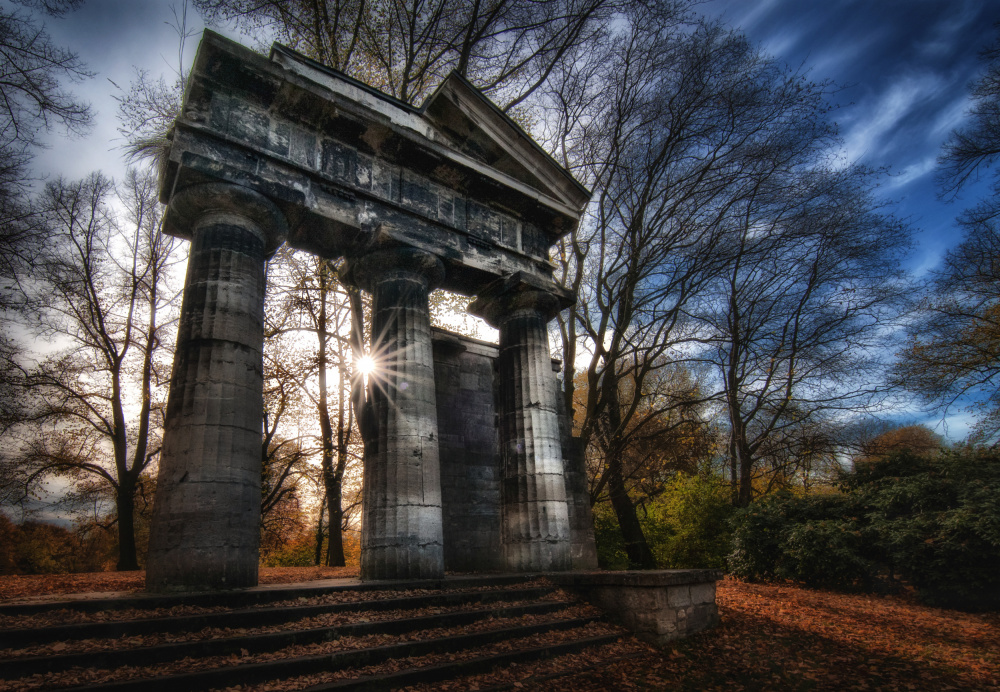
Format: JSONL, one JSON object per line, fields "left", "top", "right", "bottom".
{"left": 356, "top": 354, "right": 376, "bottom": 376}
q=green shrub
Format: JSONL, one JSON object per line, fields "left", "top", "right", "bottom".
{"left": 592, "top": 473, "right": 734, "bottom": 571}
{"left": 729, "top": 448, "right": 1000, "bottom": 610}
{"left": 591, "top": 503, "right": 629, "bottom": 570}
{"left": 728, "top": 493, "right": 795, "bottom": 581}
{"left": 778, "top": 519, "right": 872, "bottom": 590}
{"left": 846, "top": 449, "right": 1000, "bottom": 609}
{"left": 645, "top": 473, "right": 734, "bottom": 569}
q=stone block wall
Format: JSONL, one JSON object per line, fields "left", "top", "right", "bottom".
{"left": 432, "top": 329, "right": 503, "bottom": 572}
{"left": 431, "top": 327, "right": 599, "bottom": 573}
{"left": 553, "top": 570, "right": 723, "bottom": 645}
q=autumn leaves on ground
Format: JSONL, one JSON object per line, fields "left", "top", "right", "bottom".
{"left": 2, "top": 569, "right": 996, "bottom": 691}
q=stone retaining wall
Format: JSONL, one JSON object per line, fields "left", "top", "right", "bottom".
{"left": 552, "top": 570, "right": 723, "bottom": 645}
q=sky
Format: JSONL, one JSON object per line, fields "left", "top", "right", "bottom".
{"left": 702, "top": 0, "right": 1000, "bottom": 273}
{"left": 22, "top": 0, "right": 1000, "bottom": 438}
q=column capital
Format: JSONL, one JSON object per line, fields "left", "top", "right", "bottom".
{"left": 163, "top": 183, "right": 288, "bottom": 256}
{"left": 341, "top": 246, "right": 446, "bottom": 293}
{"left": 469, "top": 271, "right": 574, "bottom": 327}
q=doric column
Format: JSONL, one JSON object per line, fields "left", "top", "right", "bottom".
{"left": 470, "top": 273, "right": 574, "bottom": 572}
{"left": 345, "top": 247, "right": 446, "bottom": 580}
{"left": 146, "top": 183, "right": 287, "bottom": 592}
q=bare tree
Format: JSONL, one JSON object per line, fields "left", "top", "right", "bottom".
{"left": 0, "top": 0, "right": 92, "bottom": 267}
{"left": 937, "top": 28, "right": 1000, "bottom": 202}
{"left": 546, "top": 18, "right": 805, "bottom": 564}
{"left": 260, "top": 350, "right": 312, "bottom": 525}
{"left": 543, "top": 17, "right": 912, "bottom": 576}
{"left": 112, "top": 1, "right": 197, "bottom": 165}
{"left": 195, "top": 0, "right": 634, "bottom": 109}
{"left": 699, "top": 164, "right": 911, "bottom": 506}
{"left": 897, "top": 31, "right": 1000, "bottom": 443}
{"left": 0, "top": 0, "right": 93, "bottom": 438}
{"left": 266, "top": 250, "right": 363, "bottom": 566}
{"left": 6, "top": 170, "right": 178, "bottom": 570}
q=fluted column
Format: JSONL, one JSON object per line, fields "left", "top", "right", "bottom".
{"left": 346, "top": 248, "right": 446, "bottom": 580}
{"left": 470, "top": 275, "right": 572, "bottom": 572}
{"left": 146, "top": 183, "right": 287, "bottom": 592}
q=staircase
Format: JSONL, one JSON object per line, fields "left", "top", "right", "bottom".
{"left": 0, "top": 575, "right": 641, "bottom": 691}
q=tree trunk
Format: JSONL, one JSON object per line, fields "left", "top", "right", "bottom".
{"left": 728, "top": 432, "right": 739, "bottom": 505}
{"left": 605, "top": 380, "right": 657, "bottom": 569}
{"left": 315, "top": 262, "right": 346, "bottom": 567}
{"left": 116, "top": 478, "right": 139, "bottom": 571}
{"left": 607, "top": 448, "right": 657, "bottom": 569}
{"left": 737, "top": 443, "right": 755, "bottom": 507}
{"left": 326, "top": 480, "right": 345, "bottom": 567}
{"left": 314, "top": 492, "right": 326, "bottom": 566}
{"left": 728, "top": 409, "right": 755, "bottom": 507}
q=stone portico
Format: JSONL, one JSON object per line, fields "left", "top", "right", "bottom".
{"left": 145, "top": 31, "right": 597, "bottom": 591}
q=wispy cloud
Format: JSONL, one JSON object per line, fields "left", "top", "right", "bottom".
{"left": 842, "top": 75, "right": 941, "bottom": 162}
{"left": 916, "top": 1, "right": 980, "bottom": 59}
{"left": 887, "top": 156, "right": 937, "bottom": 189}
{"left": 926, "top": 412, "right": 976, "bottom": 442}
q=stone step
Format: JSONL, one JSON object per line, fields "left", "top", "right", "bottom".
{"left": 0, "top": 573, "right": 542, "bottom": 616}
{"left": 400, "top": 645, "right": 652, "bottom": 692}
{"left": 0, "top": 577, "right": 634, "bottom": 692}
{"left": 0, "top": 570, "right": 724, "bottom": 691}
{"left": 47, "top": 616, "right": 614, "bottom": 691}
{"left": 293, "top": 633, "right": 623, "bottom": 692}
{"left": 0, "top": 584, "right": 553, "bottom": 647}
{"left": 0, "top": 599, "right": 568, "bottom": 679}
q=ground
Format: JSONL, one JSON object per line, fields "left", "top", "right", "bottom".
{"left": 1, "top": 569, "right": 997, "bottom": 690}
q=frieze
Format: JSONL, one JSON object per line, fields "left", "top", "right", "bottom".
{"left": 196, "top": 87, "right": 541, "bottom": 260}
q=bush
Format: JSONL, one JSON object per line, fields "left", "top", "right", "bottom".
{"left": 645, "top": 473, "right": 733, "bottom": 569}
{"left": 591, "top": 503, "right": 629, "bottom": 570}
{"left": 592, "top": 472, "right": 733, "bottom": 570}
{"left": 729, "top": 448, "right": 1000, "bottom": 610}
{"left": 847, "top": 448, "right": 1000, "bottom": 609}
{"left": 261, "top": 532, "right": 316, "bottom": 567}
{"left": 728, "top": 493, "right": 796, "bottom": 581}
{"left": 778, "top": 519, "right": 872, "bottom": 590}
{"left": 0, "top": 514, "right": 114, "bottom": 574}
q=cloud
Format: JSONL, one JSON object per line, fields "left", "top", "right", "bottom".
{"left": 916, "top": 1, "right": 980, "bottom": 59}
{"left": 841, "top": 75, "right": 941, "bottom": 162}
{"left": 886, "top": 156, "right": 937, "bottom": 189}
{"left": 925, "top": 412, "right": 976, "bottom": 442}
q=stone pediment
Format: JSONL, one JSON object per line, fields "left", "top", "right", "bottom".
{"left": 268, "top": 46, "right": 590, "bottom": 216}
{"left": 420, "top": 73, "right": 590, "bottom": 213}
{"left": 161, "top": 30, "right": 589, "bottom": 295}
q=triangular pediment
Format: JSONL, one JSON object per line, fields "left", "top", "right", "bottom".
{"left": 267, "top": 39, "right": 588, "bottom": 216}
{"left": 421, "top": 73, "right": 591, "bottom": 212}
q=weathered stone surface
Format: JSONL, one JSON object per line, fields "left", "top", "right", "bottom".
{"left": 552, "top": 570, "right": 723, "bottom": 645}
{"left": 470, "top": 275, "right": 575, "bottom": 572}
{"left": 147, "top": 183, "right": 287, "bottom": 593}
{"left": 347, "top": 248, "right": 446, "bottom": 580}
{"left": 555, "top": 364, "right": 599, "bottom": 571}
{"left": 163, "top": 31, "right": 590, "bottom": 297}
{"left": 432, "top": 329, "right": 503, "bottom": 573}
{"left": 150, "top": 31, "right": 595, "bottom": 590}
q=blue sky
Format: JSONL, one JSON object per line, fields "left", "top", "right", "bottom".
{"left": 25, "top": 0, "right": 1000, "bottom": 439}
{"left": 702, "top": 0, "right": 1000, "bottom": 274}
